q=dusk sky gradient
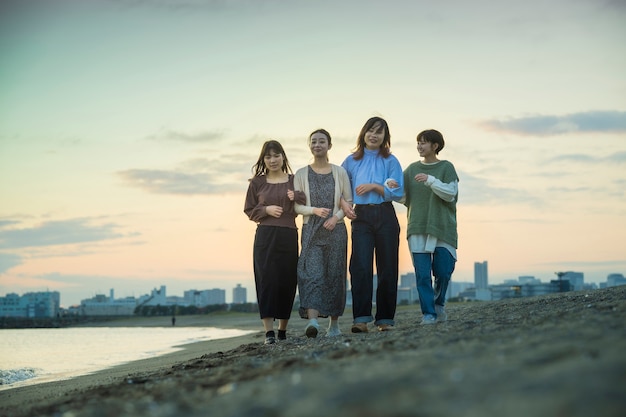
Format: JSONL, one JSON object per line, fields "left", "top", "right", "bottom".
{"left": 1, "top": 0, "right": 625, "bottom": 307}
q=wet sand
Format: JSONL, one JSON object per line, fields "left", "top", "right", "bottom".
{"left": 1, "top": 286, "right": 625, "bottom": 417}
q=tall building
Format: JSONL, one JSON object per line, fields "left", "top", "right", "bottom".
{"left": 233, "top": 284, "right": 247, "bottom": 304}
{"left": 474, "top": 261, "right": 488, "bottom": 289}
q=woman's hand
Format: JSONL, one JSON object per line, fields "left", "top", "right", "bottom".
{"left": 313, "top": 207, "right": 331, "bottom": 218}
{"left": 323, "top": 215, "right": 338, "bottom": 231}
{"left": 414, "top": 173, "right": 428, "bottom": 183}
{"left": 266, "top": 205, "right": 283, "bottom": 218}
{"left": 287, "top": 189, "right": 295, "bottom": 201}
{"left": 355, "top": 183, "right": 375, "bottom": 195}
{"left": 340, "top": 198, "right": 356, "bottom": 219}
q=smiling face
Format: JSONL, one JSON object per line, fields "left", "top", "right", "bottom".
{"left": 364, "top": 121, "right": 385, "bottom": 150}
{"left": 309, "top": 131, "right": 331, "bottom": 158}
{"left": 417, "top": 138, "right": 438, "bottom": 159}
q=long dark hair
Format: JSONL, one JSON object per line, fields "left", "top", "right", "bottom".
{"left": 352, "top": 117, "right": 391, "bottom": 160}
{"left": 251, "top": 140, "right": 293, "bottom": 177}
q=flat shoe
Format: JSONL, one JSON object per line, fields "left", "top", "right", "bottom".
{"left": 351, "top": 323, "right": 368, "bottom": 333}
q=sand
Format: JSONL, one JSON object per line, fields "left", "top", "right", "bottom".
{"left": 1, "top": 286, "right": 625, "bottom": 417}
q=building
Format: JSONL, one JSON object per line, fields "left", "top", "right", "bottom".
{"left": 398, "top": 272, "right": 418, "bottom": 303}
{"left": 607, "top": 273, "right": 626, "bottom": 287}
{"left": 233, "top": 284, "right": 247, "bottom": 304}
{"left": 489, "top": 280, "right": 571, "bottom": 301}
{"left": 397, "top": 287, "right": 413, "bottom": 304}
{"left": 137, "top": 285, "right": 168, "bottom": 307}
{"left": 519, "top": 276, "right": 541, "bottom": 285}
{"left": 0, "top": 291, "right": 60, "bottom": 318}
{"left": 184, "top": 289, "right": 226, "bottom": 306}
{"left": 558, "top": 271, "right": 584, "bottom": 291}
{"left": 81, "top": 289, "right": 137, "bottom": 316}
{"left": 474, "top": 261, "right": 488, "bottom": 289}
{"left": 447, "top": 281, "right": 473, "bottom": 299}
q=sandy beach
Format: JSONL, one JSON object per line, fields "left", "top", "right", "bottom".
{"left": 1, "top": 286, "right": 625, "bottom": 417}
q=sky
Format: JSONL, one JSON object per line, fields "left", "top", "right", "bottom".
{"left": 1, "top": 0, "right": 625, "bottom": 307}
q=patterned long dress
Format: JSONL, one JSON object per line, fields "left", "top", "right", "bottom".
{"left": 298, "top": 167, "right": 347, "bottom": 318}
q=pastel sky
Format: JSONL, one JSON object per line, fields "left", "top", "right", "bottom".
{"left": 1, "top": 0, "right": 625, "bottom": 307}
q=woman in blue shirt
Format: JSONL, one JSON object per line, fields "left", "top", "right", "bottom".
{"left": 341, "top": 117, "right": 404, "bottom": 332}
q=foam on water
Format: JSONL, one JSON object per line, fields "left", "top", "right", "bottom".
{"left": 0, "top": 368, "right": 41, "bottom": 385}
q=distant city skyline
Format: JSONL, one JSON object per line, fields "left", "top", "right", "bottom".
{"left": 3, "top": 270, "right": 625, "bottom": 309}
{"left": 1, "top": 1, "right": 625, "bottom": 309}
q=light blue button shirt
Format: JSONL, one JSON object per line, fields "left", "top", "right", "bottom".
{"left": 341, "top": 148, "right": 404, "bottom": 205}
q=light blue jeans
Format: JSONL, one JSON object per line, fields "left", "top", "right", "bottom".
{"left": 412, "top": 247, "right": 456, "bottom": 317}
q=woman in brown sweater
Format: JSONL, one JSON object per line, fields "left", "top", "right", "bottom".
{"left": 244, "top": 140, "right": 306, "bottom": 345}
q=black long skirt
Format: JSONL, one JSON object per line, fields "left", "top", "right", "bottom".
{"left": 253, "top": 225, "right": 298, "bottom": 319}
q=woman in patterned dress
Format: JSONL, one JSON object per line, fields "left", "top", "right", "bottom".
{"left": 294, "top": 129, "right": 353, "bottom": 338}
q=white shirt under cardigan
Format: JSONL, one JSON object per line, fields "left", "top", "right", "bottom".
{"left": 293, "top": 164, "right": 353, "bottom": 225}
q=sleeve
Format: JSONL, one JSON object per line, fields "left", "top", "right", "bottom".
{"left": 425, "top": 177, "right": 458, "bottom": 202}
{"left": 384, "top": 157, "right": 404, "bottom": 202}
{"left": 243, "top": 179, "right": 267, "bottom": 222}
{"left": 293, "top": 170, "right": 313, "bottom": 216}
{"left": 401, "top": 167, "right": 410, "bottom": 207}
{"left": 424, "top": 162, "right": 459, "bottom": 202}
{"left": 334, "top": 167, "right": 353, "bottom": 220}
{"left": 341, "top": 156, "right": 353, "bottom": 183}
{"left": 290, "top": 174, "right": 307, "bottom": 206}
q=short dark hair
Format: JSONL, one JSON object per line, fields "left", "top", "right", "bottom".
{"left": 417, "top": 129, "right": 445, "bottom": 154}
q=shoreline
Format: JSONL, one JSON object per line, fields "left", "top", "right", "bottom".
{"left": 0, "top": 313, "right": 264, "bottom": 412}
{"left": 2, "top": 287, "right": 625, "bottom": 417}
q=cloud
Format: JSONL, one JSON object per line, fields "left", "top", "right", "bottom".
{"left": 0, "top": 218, "right": 126, "bottom": 249}
{"left": 0, "top": 219, "right": 21, "bottom": 229}
{"left": 118, "top": 169, "right": 223, "bottom": 195}
{"left": 481, "top": 111, "right": 626, "bottom": 135}
{"left": 549, "top": 151, "right": 626, "bottom": 164}
{"left": 0, "top": 252, "right": 21, "bottom": 272}
{"left": 458, "top": 171, "right": 540, "bottom": 206}
{"left": 146, "top": 128, "right": 227, "bottom": 144}
{"left": 118, "top": 156, "right": 250, "bottom": 195}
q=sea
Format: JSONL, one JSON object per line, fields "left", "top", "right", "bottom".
{"left": 0, "top": 326, "right": 254, "bottom": 390}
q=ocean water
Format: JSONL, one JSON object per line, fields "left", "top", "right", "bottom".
{"left": 0, "top": 326, "right": 254, "bottom": 390}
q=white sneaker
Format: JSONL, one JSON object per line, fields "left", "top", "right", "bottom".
{"left": 421, "top": 314, "right": 437, "bottom": 325}
{"left": 435, "top": 305, "right": 447, "bottom": 322}
{"left": 326, "top": 326, "right": 342, "bottom": 337}
{"left": 305, "top": 320, "right": 319, "bottom": 338}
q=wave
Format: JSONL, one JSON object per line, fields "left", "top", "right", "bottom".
{"left": 0, "top": 368, "right": 40, "bottom": 385}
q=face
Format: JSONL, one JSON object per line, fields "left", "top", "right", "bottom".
{"left": 263, "top": 151, "right": 284, "bottom": 172}
{"left": 309, "top": 132, "right": 331, "bottom": 157}
{"left": 417, "top": 139, "right": 437, "bottom": 159}
{"left": 364, "top": 122, "right": 385, "bottom": 150}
